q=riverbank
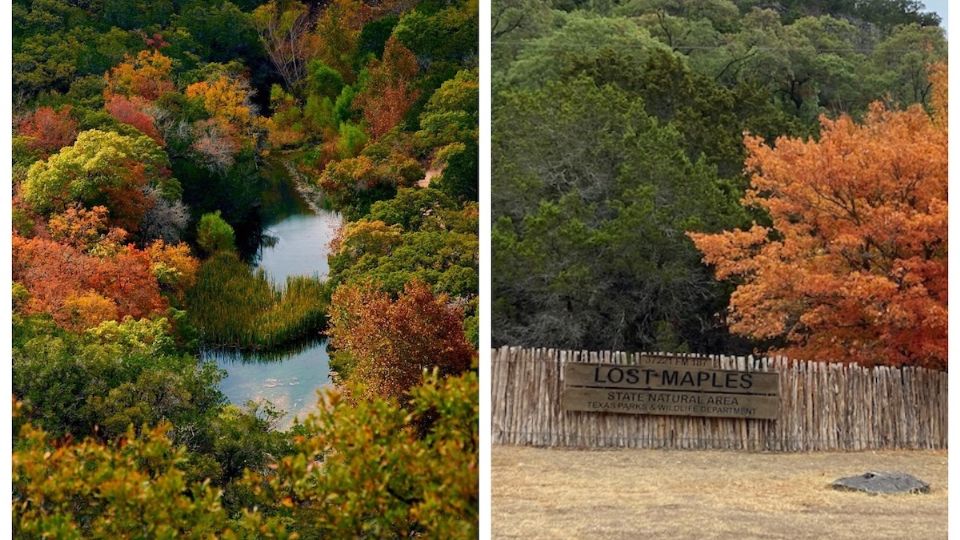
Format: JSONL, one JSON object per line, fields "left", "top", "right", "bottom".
{"left": 492, "top": 445, "right": 947, "bottom": 539}
{"left": 279, "top": 158, "right": 328, "bottom": 214}
{"left": 260, "top": 150, "right": 329, "bottom": 215}
{"left": 193, "top": 155, "right": 342, "bottom": 428}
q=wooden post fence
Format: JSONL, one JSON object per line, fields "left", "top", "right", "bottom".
{"left": 491, "top": 346, "right": 947, "bottom": 451}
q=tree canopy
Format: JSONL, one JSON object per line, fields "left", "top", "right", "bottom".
{"left": 690, "top": 67, "right": 946, "bottom": 367}
{"left": 13, "top": 0, "right": 478, "bottom": 534}
{"left": 492, "top": 0, "right": 946, "bottom": 364}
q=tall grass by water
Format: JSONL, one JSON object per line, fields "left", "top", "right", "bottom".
{"left": 187, "top": 253, "right": 329, "bottom": 350}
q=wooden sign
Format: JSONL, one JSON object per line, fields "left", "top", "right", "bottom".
{"left": 638, "top": 355, "right": 719, "bottom": 368}
{"left": 562, "top": 362, "right": 780, "bottom": 420}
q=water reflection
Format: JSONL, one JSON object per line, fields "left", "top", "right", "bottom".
{"left": 252, "top": 211, "right": 341, "bottom": 287}
{"left": 206, "top": 342, "right": 334, "bottom": 429}
{"left": 213, "top": 165, "right": 343, "bottom": 430}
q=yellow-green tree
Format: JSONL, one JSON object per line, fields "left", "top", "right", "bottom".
{"left": 245, "top": 371, "right": 478, "bottom": 538}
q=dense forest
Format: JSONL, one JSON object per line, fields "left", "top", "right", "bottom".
{"left": 12, "top": 0, "right": 478, "bottom": 536}
{"left": 492, "top": 0, "right": 946, "bottom": 368}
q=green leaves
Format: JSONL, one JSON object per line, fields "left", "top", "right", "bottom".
{"left": 493, "top": 71, "right": 745, "bottom": 351}
{"left": 13, "top": 314, "right": 225, "bottom": 443}
{"left": 13, "top": 421, "right": 293, "bottom": 539}
{"left": 22, "top": 129, "right": 175, "bottom": 233}
{"left": 196, "top": 211, "right": 236, "bottom": 255}
{"left": 501, "top": 14, "right": 669, "bottom": 88}
{"left": 243, "top": 371, "right": 478, "bottom": 538}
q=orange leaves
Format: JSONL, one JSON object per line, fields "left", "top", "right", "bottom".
{"left": 690, "top": 92, "right": 947, "bottom": 368}
{"left": 145, "top": 240, "right": 200, "bottom": 303}
{"left": 61, "top": 292, "right": 119, "bottom": 332}
{"left": 186, "top": 76, "right": 255, "bottom": 128}
{"left": 355, "top": 37, "right": 420, "bottom": 138}
{"left": 16, "top": 106, "right": 78, "bottom": 156}
{"left": 13, "top": 234, "right": 168, "bottom": 330}
{"left": 688, "top": 224, "right": 769, "bottom": 281}
{"left": 328, "top": 280, "right": 474, "bottom": 402}
{"left": 16, "top": 204, "right": 200, "bottom": 328}
{"left": 929, "top": 62, "right": 947, "bottom": 127}
{"left": 186, "top": 74, "right": 261, "bottom": 167}
{"left": 104, "top": 50, "right": 175, "bottom": 101}
{"left": 48, "top": 205, "right": 127, "bottom": 254}
{"left": 382, "top": 36, "right": 419, "bottom": 81}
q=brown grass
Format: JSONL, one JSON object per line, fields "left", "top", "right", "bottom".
{"left": 492, "top": 445, "right": 947, "bottom": 540}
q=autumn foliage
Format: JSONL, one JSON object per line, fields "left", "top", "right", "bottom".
{"left": 354, "top": 37, "right": 420, "bottom": 138}
{"left": 47, "top": 205, "right": 127, "bottom": 253}
{"left": 13, "top": 421, "right": 285, "bottom": 538}
{"left": 690, "top": 71, "right": 947, "bottom": 368}
{"left": 21, "top": 129, "right": 172, "bottom": 233}
{"left": 327, "top": 280, "right": 474, "bottom": 401}
{"left": 186, "top": 75, "right": 260, "bottom": 168}
{"left": 186, "top": 76, "right": 255, "bottom": 128}
{"left": 13, "top": 234, "right": 167, "bottom": 330}
{"left": 105, "top": 95, "right": 164, "bottom": 144}
{"left": 146, "top": 240, "right": 201, "bottom": 302}
{"left": 12, "top": 203, "right": 197, "bottom": 330}
{"left": 16, "top": 107, "right": 79, "bottom": 157}
{"left": 12, "top": 0, "right": 480, "bottom": 536}
{"left": 104, "top": 50, "right": 176, "bottom": 101}
{"left": 245, "top": 371, "right": 478, "bottom": 538}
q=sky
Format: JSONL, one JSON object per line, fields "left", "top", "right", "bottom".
{"left": 922, "top": 0, "right": 948, "bottom": 31}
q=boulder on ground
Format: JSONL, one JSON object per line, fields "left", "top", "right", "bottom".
{"left": 831, "top": 472, "right": 930, "bottom": 494}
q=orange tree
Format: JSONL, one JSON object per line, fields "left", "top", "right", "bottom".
{"left": 689, "top": 65, "right": 946, "bottom": 368}
{"left": 354, "top": 36, "right": 421, "bottom": 138}
{"left": 327, "top": 279, "right": 474, "bottom": 401}
{"left": 15, "top": 106, "right": 78, "bottom": 157}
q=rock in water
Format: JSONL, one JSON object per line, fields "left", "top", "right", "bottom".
{"left": 831, "top": 472, "right": 930, "bottom": 494}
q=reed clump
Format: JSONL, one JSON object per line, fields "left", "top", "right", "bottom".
{"left": 187, "top": 253, "right": 329, "bottom": 350}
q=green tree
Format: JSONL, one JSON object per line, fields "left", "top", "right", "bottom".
{"left": 197, "top": 211, "right": 236, "bottom": 254}
{"left": 13, "top": 316, "right": 224, "bottom": 442}
{"left": 493, "top": 78, "right": 746, "bottom": 351}
{"left": 368, "top": 187, "right": 458, "bottom": 231}
{"left": 13, "top": 420, "right": 291, "bottom": 538}
{"left": 392, "top": 0, "right": 478, "bottom": 65}
{"left": 21, "top": 129, "right": 179, "bottom": 232}
{"left": 306, "top": 60, "right": 346, "bottom": 99}
{"left": 177, "top": 0, "right": 263, "bottom": 64}
{"left": 867, "top": 23, "right": 947, "bottom": 109}
{"left": 244, "top": 371, "right": 478, "bottom": 538}
{"left": 336, "top": 121, "right": 369, "bottom": 158}
{"left": 329, "top": 225, "right": 479, "bottom": 298}
{"left": 500, "top": 14, "right": 670, "bottom": 88}
{"left": 417, "top": 69, "right": 479, "bottom": 201}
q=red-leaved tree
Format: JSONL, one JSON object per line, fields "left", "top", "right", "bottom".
{"left": 105, "top": 95, "right": 164, "bottom": 145}
{"left": 689, "top": 65, "right": 947, "bottom": 369}
{"left": 327, "top": 279, "right": 474, "bottom": 401}
{"left": 354, "top": 36, "right": 420, "bottom": 138}
{"left": 16, "top": 107, "right": 78, "bottom": 156}
{"left": 13, "top": 234, "right": 167, "bottom": 330}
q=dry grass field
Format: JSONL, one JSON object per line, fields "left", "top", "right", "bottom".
{"left": 492, "top": 445, "right": 947, "bottom": 540}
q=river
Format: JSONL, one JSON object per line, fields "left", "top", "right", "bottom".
{"left": 203, "top": 162, "right": 343, "bottom": 430}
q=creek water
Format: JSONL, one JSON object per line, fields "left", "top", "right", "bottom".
{"left": 203, "top": 163, "right": 342, "bottom": 429}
